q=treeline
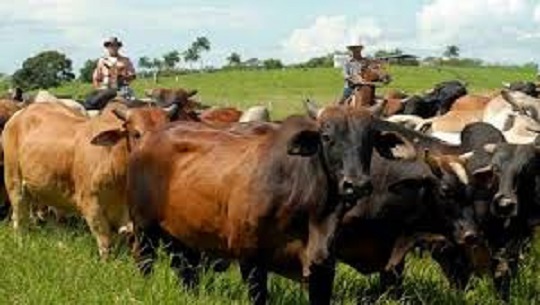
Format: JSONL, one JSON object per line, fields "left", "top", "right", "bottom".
{"left": 5, "top": 40, "right": 537, "bottom": 91}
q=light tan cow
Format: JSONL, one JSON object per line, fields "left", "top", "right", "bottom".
{"left": 3, "top": 101, "right": 176, "bottom": 258}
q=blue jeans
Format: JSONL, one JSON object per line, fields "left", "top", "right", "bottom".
{"left": 342, "top": 87, "right": 354, "bottom": 101}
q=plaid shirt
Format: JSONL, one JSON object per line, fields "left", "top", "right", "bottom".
{"left": 343, "top": 58, "right": 366, "bottom": 88}
{"left": 93, "top": 55, "right": 136, "bottom": 89}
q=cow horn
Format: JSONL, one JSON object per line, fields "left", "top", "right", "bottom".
{"left": 112, "top": 108, "right": 128, "bottom": 122}
{"left": 187, "top": 90, "right": 198, "bottom": 97}
{"left": 501, "top": 89, "right": 522, "bottom": 112}
{"left": 368, "top": 100, "right": 388, "bottom": 118}
{"left": 163, "top": 103, "right": 179, "bottom": 118}
{"left": 144, "top": 89, "right": 154, "bottom": 97}
{"left": 304, "top": 99, "right": 320, "bottom": 119}
{"left": 502, "top": 82, "right": 511, "bottom": 89}
{"left": 459, "top": 152, "right": 474, "bottom": 162}
{"left": 449, "top": 162, "right": 469, "bottom": 185}
{"left": 424, "top": 88, "right": 435, "bottom": 95}
{"left": 400, "top": 96, "right": 414, "bottom": 104}
{"left": 526, "top": 126, "right": 540, "bottom": 133}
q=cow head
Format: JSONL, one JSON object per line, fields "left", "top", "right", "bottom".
{"left": 90, "top": 104, "right": 177, "bottom": 149}
{"left": 477, "top": 143, "right": 540, "bottom": 218}
{"left": 145, "top": 88, "right": 199, "bottom": 107}
{"left": 359, "top": 60, "right": 391, "bottom": 84}
{"left": 302, "top": 100, "right": 417, "bottom": 204}
{"left": 423, "top": 152, "right": 481, "bottom": 246}
{"left": 502, "top": 81, "right": 540, "bottom": 98}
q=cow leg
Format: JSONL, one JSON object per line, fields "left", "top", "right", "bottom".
{"left": 132, "top": 225, "right": 160, "bottom": 276}
{"left": 83, "top": 204, "right": 112, "bottom": 259}
{"left": 379, "top": 261, "right": 404, "bottom": 298}
{"left": 307, "top": 258, "right": 336, "bottom": 305}
{"left": 10, "top": 182, "right": 31, "bottom": 233}
{"left": 432, "top": 247, "right": 472, "bottom": 290}
{"left": 240, "top": 261, "right": 268, "bottom": 305}
{"left": 163, "top": 235, "right": 201, "bottom": 289}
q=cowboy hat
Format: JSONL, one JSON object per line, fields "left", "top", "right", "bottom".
{"left": 103, "top": 37, "right": 123, "bottom": 48}
{"left": 347, "top": 37, "right": 365, "bottom": 50}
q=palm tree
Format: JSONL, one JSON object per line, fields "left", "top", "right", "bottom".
{"left": 194, "top": 36, "right": 211, "bottom": 52}
{"left": 163, "top": 51, "right": 181, "bottom": 70}
{"left": 226, "top": 52, "right": 242, "bottom": 67}
{"left": 444, "top": 45, "right": 460, "bottom": 59}
{"left": 183, "top": 47, "right": 200, "bottom": 70}
{"left": 191, "top": 36, "right": 211, "bottom": 70}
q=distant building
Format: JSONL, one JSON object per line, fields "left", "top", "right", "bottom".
{"left": 333, "top": 53, "right": 349, "bottom": 68}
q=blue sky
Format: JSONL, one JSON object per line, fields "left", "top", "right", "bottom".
{"left": 0, "top": 0, "right": 539, "bottom": 73}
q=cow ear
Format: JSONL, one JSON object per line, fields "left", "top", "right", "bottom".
{"left": 424, "top": 151, "right": 443, "bottom": 178}
{"left": 385, "top": 234, "right": 448, "bottom": 271}
{"left": 91, "top": 129, "right": 127, "bottom": 146}
{"left": 287, "top": 130, "right": 320, "bottom": 156}
{"left": 373, "top": 131, "right": 417, "bottom": 160}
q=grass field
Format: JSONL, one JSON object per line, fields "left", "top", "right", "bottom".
{"left": 1, "top": 65, "right": 539, "bottom": 304}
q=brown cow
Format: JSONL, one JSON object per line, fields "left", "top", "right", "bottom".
{"left": 3, "top": 101, "right": 177, "bottom": 258}
{"left": 342, "top": 60, "right": 391, "bottom": 108}
{"left": 450, "top": 95, "right": 491, "bottom": 112}
{"left": 0, "top": 99, "right": 23, "bottom": 219}
{"left": 145, "top": 87, "right": 200, "bottom": 108}
{"left": 127, "top": 104, "right": 416, "bottom": 305}
{"left": 199, "top": 107, "right": 243, "bottom": 123}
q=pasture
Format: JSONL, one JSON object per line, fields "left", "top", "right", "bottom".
{"left": 1, "top": 65, "right": 539, "bottom": 304}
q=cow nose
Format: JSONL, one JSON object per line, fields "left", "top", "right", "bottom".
{"left": 463, "top": 231, "right": 479, "bottom": 245}
{"left": 494, "top": 197, "right": 518, "bottom": 217}
{"left": 340, "top": 177, "right": 373, "bottom": 199}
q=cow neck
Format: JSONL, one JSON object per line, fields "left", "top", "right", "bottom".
{"left": 350, "top": 85, "right": 376, "bottom": 109}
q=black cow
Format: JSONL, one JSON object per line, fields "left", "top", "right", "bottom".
{"left": 241, "top": 121, "right": 489, "bottom": 303}
{"left": 402, "top": 80, "right": 468, "bottom": 118}
{"left": 504, "top": 81, "right": 539, "bottom": 98}
{"left": 433, "top": 123, "right": 540, "bottom": 302}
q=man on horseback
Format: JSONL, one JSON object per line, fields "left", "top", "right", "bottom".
{"left": 340, "top": 42, "right": 368, "bottom": 105}
{"left": 92, "top": 37, "right": 137, "bottom": 101}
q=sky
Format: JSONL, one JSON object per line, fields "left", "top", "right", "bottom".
{"left": 0, "top": 0, "right": 539, "bottom": 73}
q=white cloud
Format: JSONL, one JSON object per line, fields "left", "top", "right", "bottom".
{"left": 418, "top": 0, "right": 527, "bottom": 47}
{"left": 281, "top": 15, "right": 385, "bottom": 61}
{"left": 415, "top": 0, "right": 540, "bottom": 63}
{"left": 0, "top": 1, "right": 260, "bottom": 71}
{"left": 534, "top": 4, "right": 540, "bottom": 23}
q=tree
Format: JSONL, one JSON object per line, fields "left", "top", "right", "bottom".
{"left": 226, "top": 52, "right": 242, "bottom": 67}
{"left": 194, "top": 36, "right": 211, "bottom": 53}
{"left": 263, "top": 58, "right": 284, "bottom": 70}
{"left": 79, "top": 59, "right": 98, "bottom": 83}
{"left": 374, "top": 48, "right": 404, "bottom": 58}
{"left": 138, "top": 56, "right": 153, "bottom": 70}
{"left": 163, "top": 51, "right": 181, "bottom": 70}
{"left": 12, "top": 50, "right": 75, "bottom": 90}
{"left": 244, "top": 58, "right": 262, "bottom": 68}
{"left": 183, "top": 47, "right": 200, "bottom": 69}
{"left": 303, "top": 54, "right": 334, "bottom": 68}
{"left": 444, "top": 45, "right": 460, "bottom": 58}
{"left": 184, "top": 36, "right": 211, "bottom": 70}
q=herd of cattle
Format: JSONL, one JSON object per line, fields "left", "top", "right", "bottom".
{"left": 0, "top": 77, "right": 539, "bottom": 305}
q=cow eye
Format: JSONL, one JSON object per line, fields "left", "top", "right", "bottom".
{"left": 321, "top": 133, "right": 332, "bottom": 143}
{"left": 132, "top": 131, "right": 142, "bottom": 139}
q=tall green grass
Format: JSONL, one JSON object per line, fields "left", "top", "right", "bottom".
{"left": 1, "top": 66, "right": 539, "bottom": 304}
{"left": 0, "top": 221, "right": 538, "bottom": 304}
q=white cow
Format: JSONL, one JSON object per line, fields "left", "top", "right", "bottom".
{"left": 33, "top": 90, "right": 89, "bottom": 117}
